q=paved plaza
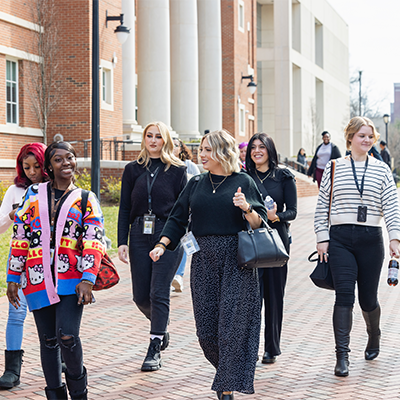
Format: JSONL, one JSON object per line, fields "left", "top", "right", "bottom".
{"left": 1, "top": 194, "right": 400, "bottom": 399}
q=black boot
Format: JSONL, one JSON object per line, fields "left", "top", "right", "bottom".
{"left": 333, "top": 306, "right": 352, "bottom": 377}
{"left": 362, "top": 305, "right": 381, "bottom": 360}
{"left": 45, "top": 383, "right": 68, "bottom": 400}
{"left": 0, "top": 350, "right": 24, "bottom": 389}
{"left": 160, "top": 332, "right": 169, "bottom": 351}
{"left": 65, "top": 366, "right": 87, "bottom": 400}
{"left": 141, "top": 338, "right": 162, "bottom": 371}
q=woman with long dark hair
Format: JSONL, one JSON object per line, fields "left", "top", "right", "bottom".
{"left": 7, "top": 141, "right": 104, "bottom": 399}
{"left": 245, "top": 133, "right": 297, "bottom": 364}
{"left": 0, "top": 143, "right": 47, "bottom": 390}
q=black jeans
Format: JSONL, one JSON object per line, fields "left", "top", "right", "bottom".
{"left": 329, "top": 224, "right": 384, "bottom": 311}
{"left": 33, "top": 295, "right": 84, "bottom": 389}
{"left": 129, "top": 217, "right": 183, "bottom": 335}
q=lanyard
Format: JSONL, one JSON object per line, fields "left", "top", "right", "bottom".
{"left": 146, "top": 167, "right": 160, "bottom": 214}
{"left": 350, "top": 156, "right": 368, "bottom": 200}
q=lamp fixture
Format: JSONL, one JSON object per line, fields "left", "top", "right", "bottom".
{"left": 241, "top": 74, "right": 257, "bottom": 95}
{"left": 106, "top": 11, "right": 130, "bottom": 45}
{"left": 383, "top": 114, "right": 390, "bottom": 125}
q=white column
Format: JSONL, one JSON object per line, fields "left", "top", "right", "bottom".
{"left": 198, "top": 0, "right": 222, "bottom": 135}
{"left": 274, "top": 0, "right": 293, "bottom": 157}
{"left": 122, "top": 0, "right": 142, "bottom": 142}
{"left": 170, "top": 0, "right": 200, "bottom": 140}
{"left": 137, "top": 0, "right": 171, "bottom": 127}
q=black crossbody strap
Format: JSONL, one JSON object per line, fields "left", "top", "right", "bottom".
{"left": 81, "top": 189, "right": 90, "bottom": 220}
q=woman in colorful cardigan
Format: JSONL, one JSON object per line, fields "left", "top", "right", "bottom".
{"left": 7, "top": 141, "right": 105, "bottom": 400}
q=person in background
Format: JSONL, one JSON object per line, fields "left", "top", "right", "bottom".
{"left": 172, "top": 138, "right": 200, "bottom": 292}
{"left": 380, "top": 140, "right": 391, "bottom": 168}
{"left": 7, "top": 141, "right": 104, "bottom": 399}
{"left": 238, "top": 142, "right": 248, "bottom": 169}
{"left": 118, "top": 122, "right": 186, "bottom": 372}
{"left": 0, "top": 143, "right": 48, "bottom": 390}
{"left": 245, "top": 133, "right": 297, "bottom": 365}
{"left": 314, "top": 117, "right": 400, "bottom": 377}
{"left": 150, "top": 129, "right": 267, "bottom": 400}
{"left": 296, "top": 148, "right": 307, "bottom": 174}
{"left": 307, "top": 131, "right": 341, "bottom": 188}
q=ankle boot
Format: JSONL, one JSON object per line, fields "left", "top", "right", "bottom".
{"left": 333, "top": 306, "right": 353, "bottom": 377}
{"left": 45, "top": 383, "right": 68, "bottom": 400}
{"left": 0, "top": 350, "right": 24, "bottom": 389}
{"left": 141, "top": 338, "right": 162, "bottom": 371}
{"left": 362, "top": 305, "right": 381, "bottom": 360}
{"left": 65, "top": 366, "right": 87, "bottom": 400}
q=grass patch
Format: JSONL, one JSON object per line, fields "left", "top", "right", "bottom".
{"left": 0, "top": 205, "right": 119, "bottom": 297}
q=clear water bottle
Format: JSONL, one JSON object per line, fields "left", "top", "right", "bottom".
{"left": 264, "top": 195, "right": 275, "bottom": 210}
{"left": 387, "top": 258, "right": 399, "bottom": 286}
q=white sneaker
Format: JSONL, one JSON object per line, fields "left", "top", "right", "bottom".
{"left": 172, "top": 275, "right": 184, "bottom": 292}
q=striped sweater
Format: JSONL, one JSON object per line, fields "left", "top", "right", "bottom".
{"left": 314, "top": 156, "right": 400, "bottom": 243}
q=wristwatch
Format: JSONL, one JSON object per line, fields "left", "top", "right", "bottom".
{"left": 245, "top": 204, "right": 253, "bottom": 214}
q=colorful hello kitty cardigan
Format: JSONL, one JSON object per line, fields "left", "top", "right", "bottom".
{"left": 7, "top": 182, "right": 105, "bottom": 311}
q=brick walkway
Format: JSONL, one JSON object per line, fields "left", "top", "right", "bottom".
{"left": 1, "top": 194, "right": 400, "bottom": 399}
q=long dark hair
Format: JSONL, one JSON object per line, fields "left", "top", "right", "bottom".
{"left": 15, "top": 143, "right": 48, "bottom": 188}
{"left": 175, "top": 139, "right": 193, "bottom": 161}
{"left": 44, "top": 141, "right": 77, "bottom": 180}
{"left": 245, "top": 133, "right": 279, "bottom": 174}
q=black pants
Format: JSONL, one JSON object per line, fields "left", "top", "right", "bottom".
{"left": 329, "top": 225, "right": 384, "bottom": 311}
{"left": 33, "top": 295, "right": 84, "bottom": 389}
{"left": 129, "top": 217, "right": 183, "bottom": 335}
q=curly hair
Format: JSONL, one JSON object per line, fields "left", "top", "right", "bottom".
{"left": 174, "top": 139, "right": 193, "bottom": 161}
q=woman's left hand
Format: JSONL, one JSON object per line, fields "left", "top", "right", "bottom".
{"left": 266, "top": 203, "right": 278, "bottom": 221}
{"left": 75, "top": 281, "right": 94, "bottom": 305}
{"left": 389, "top": 239, "right": 400, "bottom": 258}
{"left": 233, "top": 187, "right": 249, "bottom": 211}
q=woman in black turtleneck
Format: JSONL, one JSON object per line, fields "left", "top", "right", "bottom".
{"left": 117, "top": 121, "right": 186, "bottom": 372}
{"left": 245, "top": 133, "right": 297, "bottom": 366}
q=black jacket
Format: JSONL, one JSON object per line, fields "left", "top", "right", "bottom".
{"left": 307, "top": 143, "right": 341, "bottom": 182}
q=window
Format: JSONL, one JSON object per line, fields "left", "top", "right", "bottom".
{"left": 239, "top": 104, "right": 246, "bottom": 136}
{"left": 6, "top": 60, "right": 18, "bottom": 124}
{"left": 100, "top": 60, "right": 113, "bottom": 111}
{"left": 238, "top": 0, "right": 244, "bottom": 32}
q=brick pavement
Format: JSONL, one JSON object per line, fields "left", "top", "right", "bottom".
{"left": 1, "top": 194, "right": 400, "bottom": 399}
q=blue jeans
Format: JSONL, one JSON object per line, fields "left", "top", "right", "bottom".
{"left": 129, "top": 217, "right": 183, "bottom": 335}
{"left": 176, "top": 252, "right": 187, "bottom": 276}
{"left": 6, "top": 288, "right": 27, "bottom": 350}
{"left": 33, "top": 295, "right": 84, "bottom": 389}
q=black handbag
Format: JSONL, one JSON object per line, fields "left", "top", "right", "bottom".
{"left": 308, "top": 251, "right": 334, "bottom": 290}
{"left": 238, "top": 218, "right": 289, "bottom": 269}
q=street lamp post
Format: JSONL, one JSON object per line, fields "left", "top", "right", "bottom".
{"left": 383, "top": 114, "right": 390, "bottom": 148}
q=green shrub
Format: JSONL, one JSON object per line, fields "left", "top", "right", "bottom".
{"left": 101, "top": 176, "right": 121, "bottom": 204}
{"left": 76, "top": 169, "right": 92, "bottom": 191}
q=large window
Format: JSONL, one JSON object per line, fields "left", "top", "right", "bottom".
{"left": 6, "top": 60, "right": 18, "bottom": 124}
{"left": 238, "top": 0, "right": 244, "bottom": 32}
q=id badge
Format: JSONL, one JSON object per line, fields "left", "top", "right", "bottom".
{"left": 143, "top": 214, "right": 156, "bottom": 234}
{"left": 357, "top": 206, "right": 367, "bottom": 223}
{"left": 180, "top": 231, "right": 200, "bottom": 255}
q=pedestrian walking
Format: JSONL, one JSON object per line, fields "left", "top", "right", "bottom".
{"left": 314, "top": 117, "right": 400, "bottom": 377}
{"left": 296, "top": 148, "right": 307, "bottom": 174}
{"left": 7, "top": 141, "right": 104, "bottom": 399}
{"left": 307, "top": 131, "right": 341, "bottom": 187}
{"left": 150, "top": 129, "right": 268, "bottom": 400}
{"left": 117, "top": 122, "right": 186, "bottom": 372}
{"left": 380, "top": 140, "right": 391, "bottom": 169}
{"left": 0, "top": 143, "right": 48, "bottom": 390}
{"left": 245, "top": 133, "right": 297, "bottom": 364}
{"left": 238, "top": 142, "right": 248, "bottom": 169}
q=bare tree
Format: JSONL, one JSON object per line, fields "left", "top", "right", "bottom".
{"left": 25, "top": 0, "right": 61, "bottom": 144}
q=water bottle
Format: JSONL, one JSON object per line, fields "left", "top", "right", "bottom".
{"left": 387, "top": 258, "right": 399, "bottom": 286}
{"left": 264, "top": 195, "right": 275, "bottom": 210}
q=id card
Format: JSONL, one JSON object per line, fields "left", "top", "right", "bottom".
{"left": 180, "top": 231, "right": 200, "bottom": 256}
{"left": 357, "top": 206, "right": 367, "bottom": 223}
{"left": 143, "top": 214, "right": 156, "bottom": 234}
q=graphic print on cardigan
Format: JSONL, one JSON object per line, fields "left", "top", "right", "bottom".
{"left": 7, "top": 183, "right": 105, "bottom": 311}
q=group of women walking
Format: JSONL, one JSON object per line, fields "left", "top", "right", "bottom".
{"left": 1, "top": 115, "right": 399, "bottom": 399}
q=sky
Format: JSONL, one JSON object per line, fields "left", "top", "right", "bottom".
{"left": 327, "top": 0, "right": 400, "bottom": 116}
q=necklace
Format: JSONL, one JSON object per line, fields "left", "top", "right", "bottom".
{"left": 255, "top": 168, "right": 272, "bottom": 183}
{"left": 146, "top": 166, "right": 159, "bottom": 178}
{"left": 209, "top": 173, "right": 228, "bottom": 194}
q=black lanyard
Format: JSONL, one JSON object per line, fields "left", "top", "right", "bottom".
{"left": 350, "top": 156, "right": 368, "bottom": 200}
{"left": 146, "top": 167, "right": 160, "bottom": 214}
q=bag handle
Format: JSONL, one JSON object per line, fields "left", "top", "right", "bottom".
{"left": 308, "top": 250, "right": 319, "bottom": 262}
{"left": 243, "top": 215, "right": 272, "bottom": 234}
{"left": 81, "top": 189, "right": 90, "bottom": 220}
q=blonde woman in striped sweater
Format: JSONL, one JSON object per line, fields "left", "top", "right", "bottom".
{"left": 314, "top": 117, "right": 400, "bottom": 377}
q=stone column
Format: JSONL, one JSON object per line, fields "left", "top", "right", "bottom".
{"left": 170, "top": 0, "right": 200, "bottom": 141}
{"left": 274, "top": 0, "right": 293, "bottom": 157}
{"left": 198, "top": 0, "right": 222, "bottom": 135}
{"left": 122, "top": 0, "right": 142, "bottom": 142}
{"left": 137, "top": 0, "right": 171, "bottom": 128}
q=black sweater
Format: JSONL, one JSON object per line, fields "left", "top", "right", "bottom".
{"left": 161, "top": 172, "right": 268, "bottom": 250}
{"left": 118, "top": 159, "right": 187, "bottom": 246}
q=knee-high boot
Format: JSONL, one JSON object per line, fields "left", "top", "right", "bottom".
{"left": 333, "top": 305, "right": 353, "bottom": 377}
{"left": 65, "top": 366, "right": 87, "bottom": 400}
{"left": 362, "top": 305, "right": 381, "bottom": 360}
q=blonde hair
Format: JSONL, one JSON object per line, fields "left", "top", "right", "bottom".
{"left": 137, "top": 121, "right": 184, "bottom": 170}
{"left": 201, "top": 129, "right": 240, "bottom": 174}
{"left": 344, "top": 116, "right": 380, "bottom": 150}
